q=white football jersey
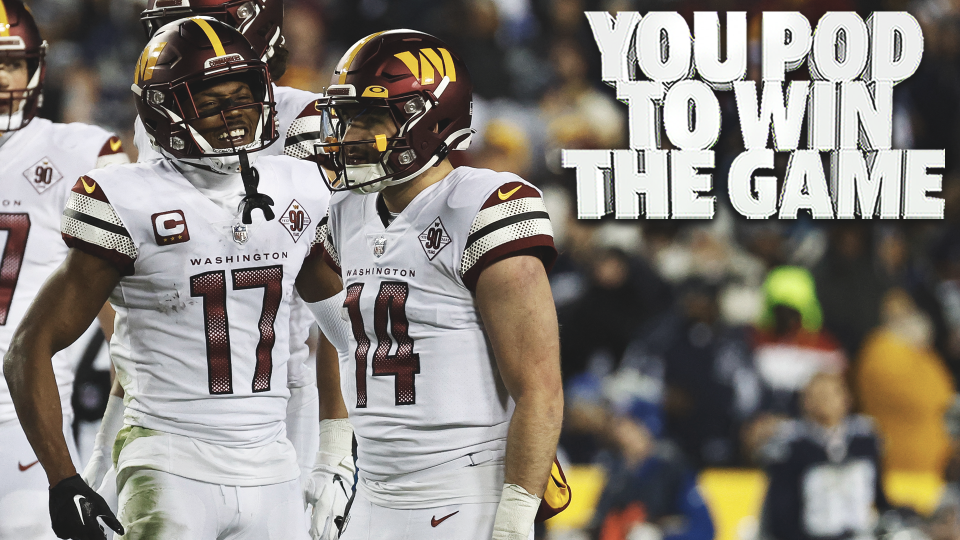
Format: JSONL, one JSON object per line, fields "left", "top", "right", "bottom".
{"left": 0, "top": 118, "right": 127, "bottom": 426}
{"left": 135, "top": 85, "right": 323, "bottom": 390}
{"left": 60, "top": 156, "right": 329, "bottom": 452}
{"left": 133, "top": 85, "right": 322, "bottom": 162}
{"left": 321, "top": 167, "right": 556, "bottom": 488}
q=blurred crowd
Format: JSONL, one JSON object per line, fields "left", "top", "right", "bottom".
{"left": 29, "top": 0, "right": 960, "bottom": 539}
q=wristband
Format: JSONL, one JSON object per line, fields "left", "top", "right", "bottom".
{"left": 492, "top": 483, "right": 541, "bottom": 540}
{"left": 319, "top": 418, "right": 353, "bottom": 458}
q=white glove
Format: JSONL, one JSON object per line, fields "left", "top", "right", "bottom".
{"left": 304, "top": 419, "right": 355, "bottom": 540}
{"left": 81, "top": 395, "right": 124, "bottom": 492}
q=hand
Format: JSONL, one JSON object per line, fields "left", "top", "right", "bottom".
{"left": 49, "top": 474, "right": 124, "bottom": 540}
{"left": 304, "top": 451, "right": 355, "bottom": 540}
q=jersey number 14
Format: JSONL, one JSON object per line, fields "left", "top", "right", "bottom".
{"left": 344, "top": 281, "right": 421, "bottom": 407}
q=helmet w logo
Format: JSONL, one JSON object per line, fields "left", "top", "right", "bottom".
{"left": 134, "top": 42, "right": 167, "bottom": 84}
{"left": 394, "top": 48, "right": 457, "bottom": 86}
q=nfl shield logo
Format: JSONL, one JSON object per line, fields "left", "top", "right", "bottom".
{"left": 373, "top": 236, "right": 387, "bottom": 258}
{"left": 233, "top": 224, "right": 249, "bottom": 245}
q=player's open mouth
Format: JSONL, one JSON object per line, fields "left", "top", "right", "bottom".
{"left": 218, "top": 127, "right": 249, "bottom": 144}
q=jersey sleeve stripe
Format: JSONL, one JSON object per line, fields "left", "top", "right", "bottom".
{"left": 61, "top": 216, "right": 137, "bottom": 256}
{"left": 462, "top": 217, "right": 554, "bottom": 272}
{"left": 60, "top": 184, "right": 138, "bottom": 272}
{"left": 465, "top": 210, "right": 550, "bottom": 251}
{"left": 469, "top": 197, "right": 549, "bottom": 235}
{"left": 65, "top": 192, "right": 127, "bottom": 227}
{"left": 62, "top": 208, "right": 131, "bottom": 238}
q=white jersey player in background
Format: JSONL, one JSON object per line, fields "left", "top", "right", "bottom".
{"left": 286, "top": 30, "right": 569, "bottom": 540}
{"left": 0, "top": 1, "right": 129, "bottom": 538}
{"left": 82, "top": 0, "right": 328, "bottom": 504}
{"left": 3, "top": 18, "right": 341, "bottom": 540}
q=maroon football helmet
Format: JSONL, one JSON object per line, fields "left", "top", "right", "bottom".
{"left": 310, "top": 30, "right": 474, "bottom": 193}
{"left": 0, "top": 0, "right": 46, "bottom": 132}
{"left": 141, "top": 0, "right": 283, "bottom": 63}
{"left": 133, "top": 17, "right": 277, "bottom": 169}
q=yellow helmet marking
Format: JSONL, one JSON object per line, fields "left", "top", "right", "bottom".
{"left": 134, "top": 41, "right": 167, "bottom": 85}
{"left": 191, "top": 17, "right": 226, "bottom": 57}
{"left": 421, "top": 49, "right": 445, "bottom": 78}
{"left": 418, "top": 52, "right": 434, "bottom": 85}
{"left": 394, "top": 48, "right": 457, "bottom": 85}
{"left": 0, "top": 1, "right": 10, "bottom": 38}
{"left": 394, "top": 51, "right": 419, "bottom": 82}
{"left": 361, "top": 85, "right": 388, "bottom": 98}
{"left": 375, "top": 134, "right": 387, "bottom": 152}
{"left": 438, "top": 48, "right": 456, "bottom": 82}
{"left": 337, "top": 31, "right": 385, "bottom": 84}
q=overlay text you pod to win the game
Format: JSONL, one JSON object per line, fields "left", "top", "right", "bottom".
{"left": 562, "top": 12, "right": 946, "bottom": 220}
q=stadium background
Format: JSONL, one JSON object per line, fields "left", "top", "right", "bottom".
{"left": 24, "top": 0, "right": 960, "bottom": 538}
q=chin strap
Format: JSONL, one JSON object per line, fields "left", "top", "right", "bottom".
{"left": 238, "top": 149, "right": 275, "bottom": 224}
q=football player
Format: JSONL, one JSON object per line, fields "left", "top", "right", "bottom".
{"left": 3, "top": 18, "right": 340, "bottom": 540}
{"left": 287, "top": 30, "right": 567, "bottom": 540}
{"left": 0, "top": 1, "right": 129, "bottom": 537}
{"left": 82, "top": 0, "right": 328, "bottom": 504}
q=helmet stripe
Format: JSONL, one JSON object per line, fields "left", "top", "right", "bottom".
{"left": 0, "top": 1, "right": 10, "bottom": 38}
{"left": 438, "top": 48, "right": 457, "bottom": 82}
{"left": 394, "top": 51, "right": 419, "bottom": 83}
{"left": 421, "top": 49, "right": 445, "bottom": 79}
{"left": 191, "top": 17, "right": 227, "bottom": 57}
{"left": 337, "top": 31, "right": 385, "bottom": 84}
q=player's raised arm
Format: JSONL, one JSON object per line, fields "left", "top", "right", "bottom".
{"left": 476, "top": 254, "right": 564, "bottom": 539}
{"left": 3, "top": 247, "right": 124, "bottom": 538}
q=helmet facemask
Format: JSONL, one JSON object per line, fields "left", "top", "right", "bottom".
{"left": 142, "top": 66, "right": 277, "bottom": 173}
{"left": 0, "top": 45, "right": 45, "bottom": 132}
{"left": 312, "top": 78, "right": 469, "bottom": 194}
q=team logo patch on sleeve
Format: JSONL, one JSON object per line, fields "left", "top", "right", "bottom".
{"left": 418, "top": 217, "right": 452, "bottom": 260}
{"left": 279, "top": 200, "right": 311, "bottom": 242}
{"left": 22, "top": 157, "right": 63, "bottom": 194}
{"left": 151, "top": 210, "right": 190, "bottom": 245}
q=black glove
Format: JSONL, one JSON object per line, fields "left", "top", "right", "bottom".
{"left": 49, "top": 474, "right": 124, "bottom": 540}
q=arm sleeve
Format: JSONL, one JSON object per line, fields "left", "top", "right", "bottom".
{"left": 60, "top": 176, "right": 137, "bottom": 275}
{"left": 460, "top": 181, "right": 557, "bottom": 292}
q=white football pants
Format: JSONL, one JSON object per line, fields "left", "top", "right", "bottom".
{"left": 115, "top": 469, "right": 309, "bottom": 540}
{"left": 339, "top": 489, "right": 534, "bottom": 540}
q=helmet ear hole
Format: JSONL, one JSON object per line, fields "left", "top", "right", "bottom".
{"left": 436, "top": 119, "right": 451, "bottom": 133}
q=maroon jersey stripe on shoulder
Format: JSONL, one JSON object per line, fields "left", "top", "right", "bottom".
{"left": 97, "top": 136, "right": 125, "bottom": 157}
{"left": 70, "top": 176, "right": 110, "bottom": 203}
{"left": 479, "top": 181, "right": 540, "bottom": 210}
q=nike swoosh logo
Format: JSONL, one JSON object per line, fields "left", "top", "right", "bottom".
{"left": 109, "top": 138, "right": 122, "bottom": 152}
{"left": 81, "top": 177, "right": 96, "bottom": 194}
{"left": 431, "top": 511, "right": 459, "bottom": 527}
{"left": 17, "top": 460, "right": 39, "bottom": 471}
{"left": 73, "top": 495, "right": 87, "bottom": 525}
{"left": 498, "top": 185, "right": 521, "bottom": 200}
